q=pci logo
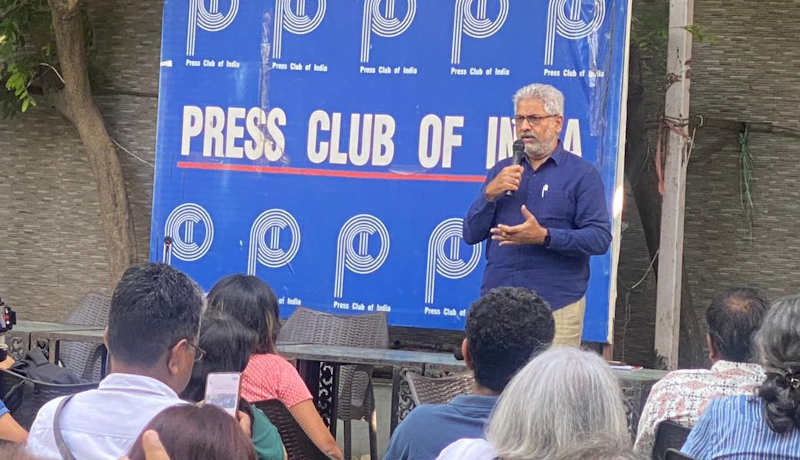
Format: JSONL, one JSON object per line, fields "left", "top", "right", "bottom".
{"left": 451, "top": 0, "right": 509, "bottom": 65}
{"left": 544, "top": 0, "right": 606, "bottom": 66}
{"left": 163, "top": 203, "right": 215, "bottom": 264}
{"left": 334, "top": 214, "right": 390, "bottom": 299}
{"left": 185, "top": 0, "right": 240, "bottom": 56}
{"left": 361, "top": 0, "right": 417, "bottom": 63}
{"left": 248, "top": 209, "right": 302, "bottom": 274}
{"left": 425, "top": 218, "right": 483, "bottom": 304}
{"left": 273, "top": 0, "right": 327, "bottom": 59}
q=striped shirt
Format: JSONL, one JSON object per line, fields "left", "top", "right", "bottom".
{"left": 682, "top": 394, "right": 800, "bottom": 459}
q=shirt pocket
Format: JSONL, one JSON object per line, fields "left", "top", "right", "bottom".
{"left": 535, "top": 189, "right": 574, "bottom": 226}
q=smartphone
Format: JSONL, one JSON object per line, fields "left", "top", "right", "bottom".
{"left": 204, "top": 372, "right": 241, "bottom": 417}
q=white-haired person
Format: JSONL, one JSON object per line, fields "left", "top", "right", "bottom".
{"left": 681, "top": 295, "right": 800, "bottom": 458}
{"left": 436, "top": 346, "right": 630, "bottom": 460}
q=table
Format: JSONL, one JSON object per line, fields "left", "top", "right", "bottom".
{"left": 276, "top": 343, "right": 667, "bottom": 436}
{"left": 277, "top": 343, "right": 465, "bottom": 434}
{"left": 28, "top": 328, "right": 105, "bottom": 365}
{"left": 4, "top": 321, "right": 105, "bottom": 360}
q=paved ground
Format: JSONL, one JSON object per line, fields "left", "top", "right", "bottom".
{"left": 335, "top": 379, "right": 393, "bottom": 460}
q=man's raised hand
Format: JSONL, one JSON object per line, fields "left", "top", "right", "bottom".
{"left": 484, "top": 165, "right": 524, "bottom": 201}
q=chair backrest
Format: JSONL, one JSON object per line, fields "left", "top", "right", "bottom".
{"left": 278, "top": 306, "right": 389, "bottom": 349}
{"left": 253, "top": 399, "right": 330, "bottom": 460}
{"left": 403, "top": 369, "right": 474, "bottom": 405}
{"left": 665, "top": 448, "right": 695, "bottom": 460}
{"left": 0, "top": 369, "right": 99, "bottom": 429}
{"left": 59, "top": 293, "right": 111, "bottom": 381}
{"left": 653, "top": 420, "right": 692, "bottom": 460}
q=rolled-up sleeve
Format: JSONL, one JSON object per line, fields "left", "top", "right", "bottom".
{"left": 463, "top": 168, "right": 499, "bottom": 245}
{"left": 546, "top": 167, "right": 611, "bottom": 256}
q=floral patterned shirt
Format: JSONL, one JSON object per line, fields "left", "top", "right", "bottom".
{"left": 634, "top": 360, "right": 765, "bottom": 455}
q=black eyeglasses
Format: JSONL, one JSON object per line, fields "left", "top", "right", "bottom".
{"left": 186, "top": 342, "right": 206, "bottom": 362}
{"left": 514, "top": 114, "right": 559, "bottom": 125}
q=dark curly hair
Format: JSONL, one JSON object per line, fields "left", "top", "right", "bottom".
{"left": 706, "top": 287, "right": 769, "bottom": 362}
{"left": 755, "top": 295, "right": 800, "bottom": 433}
{"left": 466, "top": 287, "right": 555, "bottom": 393}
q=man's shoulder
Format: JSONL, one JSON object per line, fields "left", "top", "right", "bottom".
{"left": 386, "top": 403, "right": 483, "bottom": 460}
{"left": 559, "top": 149, "right": 600, "bottom": 175}
{"left": 397, "top": 403, "right": 453, "bottom": 426}
{"left": 27, "top": 395, "right": 71, "bottom": 459}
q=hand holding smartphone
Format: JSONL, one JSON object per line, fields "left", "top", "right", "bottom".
{"left": 204, "top": 372, "right": 242, "bottom": 417}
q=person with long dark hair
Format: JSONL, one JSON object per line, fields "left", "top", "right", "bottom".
{"left": 682, "top": 295, "right": 800, "bottom": 458}
{"left": 206, "top": 275, "right": 343, "bottom": 460}
{"left": 127, "top": 404, "right": 256, "bottom": 460}
{"left": 181, "top": 312, "right": 286, "bottom": 460}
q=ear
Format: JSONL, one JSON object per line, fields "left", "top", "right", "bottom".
{"left": 103, "top": 328, "right": 109, "bottom": 349}
{"left": 167, "top": 338, "right": 190, "bottom": 376}
{"left": 462, "top": 338, "right": 473, "bottom": 371}
{"left": 706, "top": 333, "right": 717, "bottom": 363}
{"left": 554, "top": 115, "right": 564, "bottom": 133}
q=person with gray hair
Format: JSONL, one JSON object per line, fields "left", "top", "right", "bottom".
{"left": 681, "top": 295, "right": 800, "bottom": 459}
{"left": 435, "top": 346, "right": 630, "bottom": 460}
{"left": 463, "top": 83, "right": 611, "bottom": 347}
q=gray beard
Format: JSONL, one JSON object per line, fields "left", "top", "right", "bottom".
{"left": 524, "top": 139, "right": 556, "bottom": 159}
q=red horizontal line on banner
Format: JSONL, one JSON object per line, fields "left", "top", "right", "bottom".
{"left": 177, "top": 161, "right": 486, "bottom": 183}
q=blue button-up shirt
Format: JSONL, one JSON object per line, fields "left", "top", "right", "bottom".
{"left": 682, "top": 394, "right": 800, "bottom": 459}
{"left": 463, "top": 144, "right": 611, "bottom": 310}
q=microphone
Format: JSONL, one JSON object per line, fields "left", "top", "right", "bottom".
{"left": 506, "top": 140, "right": 526, "bottom": 196}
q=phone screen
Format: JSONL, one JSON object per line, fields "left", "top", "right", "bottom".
{"left": 204, "top": 372, "right": 241, "bottom": 417}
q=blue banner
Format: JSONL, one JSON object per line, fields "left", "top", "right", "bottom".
{"left": 151, "top": 0, "right": 630, "bottom": 342}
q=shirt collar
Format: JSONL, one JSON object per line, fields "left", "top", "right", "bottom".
{"left": 711, "top": 360, "right": 764, "bottom": 374}
{"left": 450, "top": 394, "right": 499, "bottom": 408}
{"left": 99, "top": 373, "right": 181, "bottom": 399}
{"left": 550, "top": 142, "right": 567, "bottom": 165}
{"left": 524, "top": 142, "right": 566, "bottom": 169}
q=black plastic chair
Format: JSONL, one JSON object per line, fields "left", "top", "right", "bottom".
{"left": 665, "top": 448, "right": 695, "bottom": 460}
{"left": 58, "top": 292, "right": 111, "bottom": 381}
{"left": 402, "top": 369, "right": 473, "bottom": 405}
{"left": 653, "top": 420, "right": 692, "bottom": 460}
{"left": 254, "top": 399, "right": 330, "bottom": 460}
{"left": 278, "top": 307, "right": 389, "bottom": 460}
{"left": 0, "top": 368, "right": 98, "bottom": 429}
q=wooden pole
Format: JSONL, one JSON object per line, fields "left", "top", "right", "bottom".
{"left": 655, "top": 0, "right": 694, "bottom": 370}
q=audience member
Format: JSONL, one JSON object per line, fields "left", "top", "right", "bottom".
{"left": 206, "top": 274, "right": 343, "bottom": 460}
{"left": 26, "top": 263, "right": 203, "bottom": 459}
{"left": 0, "top": 354, "right": 27, "bottom": 443}
{"left": 635, "top": 287, "right": 769, "bottom": 454}
{"left": 127, "top": 404, "right": 256, "bottom": 460}
{"left": 0, "top": 399, "right": 26, "bottom": 443}
{"left": 682, "top": 295, "right": 800, "bottom": 458}
{"left": 437, "top": 346, "right": 630, "bottom": 459}
{"left": 181, "top": 312, "right": 286, "bottom": 460}
{"left": 384, "top": 287, "right": 555, "bottom": 460}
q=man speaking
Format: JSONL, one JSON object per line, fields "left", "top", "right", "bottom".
{"left": 463, "top": 83, "right": 611, "bottom": 347}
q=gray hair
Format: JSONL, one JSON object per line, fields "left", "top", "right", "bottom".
{"left": 486, "top": 346, "right": 630, "bottom": 460}
{"left": 512, "top": 83, "right": 564, "bottom": 116}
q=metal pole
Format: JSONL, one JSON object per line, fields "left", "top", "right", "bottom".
{"left": 655, "top": 0, "right": 694, "bottom": 370}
